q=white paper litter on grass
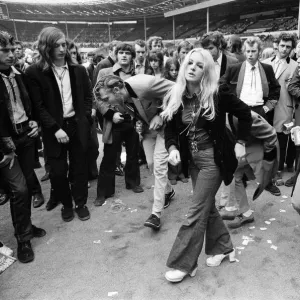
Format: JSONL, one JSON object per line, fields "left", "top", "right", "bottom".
{"left": 265, "top": 221, "right": 271, "bottom": 225}
{"left": 267, "top": 240, "right": 272, "bottom": 244}
{"left": 242, "top": 240, "right": 249, "bottom": 246}
{"left": 93, "top": 240, "right": 101, "bottom": 244}
{"left": 238, "top": 251, "right": 242, "bottom": 255}
{"left": 269, "top": 218, "right": 276, "bottom": 221}
{"left": 236, "top": 246, "right": 245, "bottom": 250}
{"left": 130, "top": 209, "right": 137, "bottom": 213}
{"left": 260, "top": 227, "right": 267, "bottom": 231}
{"left": 282, "top": 195, "right": 288, "bottom": 199}
{"left": 270, "top": 245, "right": 278, "bottom": 250}
{"left": 280, "top": 209, "right": 286, "bottom": 213}
{"left": 249, "top": 226, "right": 255, "bottom": 229}
{"left": 108, "top": 292, "right": 118, "bottom": 297}
{"left": 235, "top": 258, "right": 240, "bottom": 262}
{"left": 105, "top": 230, "right": 113, "bottom": 233}
{"left": 280, "top": 200, "right": 285, "bottom": 203}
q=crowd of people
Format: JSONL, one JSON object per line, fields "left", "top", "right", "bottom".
{"left": 1, "top": 27, "right": 300, "bottom": 283}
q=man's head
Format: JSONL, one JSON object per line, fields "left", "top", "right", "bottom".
{"left": 243, "top": 37, "right": 262, "bottom": 66}
{"left": 134, "top": 39, "right": 146, "bottom": 64}
{"left": 177, "top": 41, "right": 193, "bottom": 62}
{"left": 14, "top": 41, "right": 23, "bottom": 59}
{"left": 201, "top": 31, "right": 224, "bottom": 61}
{"left": 228, "top": 35, "right": 243, "bottom": 54}
{"left": 108, "top": 41, "right": 119, "bottom": 61}
{"left": 94, "top": 74, "right": 129, "bottom": 106}
{"left": 87, "top": 51, "right": 95, "bottom": 64}
{"left": 147, "top": 36, "right": 163, "bottom": 52}
{"left": 115, "top": 43, "right": 135, "bottom": 68}
{"left": 37, "top": 26, "right": 72, "bottom": 68}
{"left": 0, "top": 31, "right": 15, "bottom": 70}
{"left": 273, "top": 38, "right": 279, "bottom": 55}
{"left": 277, "top": 33, "right": 296, "bottom": 59}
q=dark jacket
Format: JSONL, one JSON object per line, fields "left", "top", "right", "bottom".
{"left": 0, "top": 67, "right": 33, "bottom": 159}
{"left": 86, "top": 63, "right": 94, "bottom": 83}
{"left": 220, "top": 61, "right": 280, "bottom": 111}
{"left": 25, "top": 63, "right": 93, "bottom": 158}
{"left": 93, "top": 56, "right": 115, "bottom": 86}
{"left": 164, "top": 84, "right": 253, "bottom": 185}
{"left": 287, "top": 69, "right": 300, "bottom": 127}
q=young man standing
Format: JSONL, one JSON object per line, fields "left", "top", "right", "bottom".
{"left": 134, "top": 39, "right": 148, "bottom": 75}
{"left": 263, "top": 33, "right": 297, "bottom": 181}
{"left": 26, "top": 27, "right": 93, "bottom": 222}
{"left": 0, "top": 30, "right": 46, "bottom": 263}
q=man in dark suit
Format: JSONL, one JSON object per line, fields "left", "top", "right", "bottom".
{"left": 26, "top": 27, "right": 93, "bottom": 222}
{"left": 201, "top": 31, "right": 238, "bottom": 79}
{"left": 220, "top": 36, "right": 281, "bottom": 197}
{"left": 92, "top": 41, "right": 119, "bottom": 87}
{"left": 0, "top": 30, "right": 46, "bottom": 263}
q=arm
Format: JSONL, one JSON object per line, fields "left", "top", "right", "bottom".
{"left": 81, "top": 66, "right": 93, "bottom": 121}
{"left": 25, "top": 67, "right": 61, "bottom": 134}
{"left": 220, "top": 84, "right": 252, "bottom": 142}
{"left": 250, "top": 112, "right": 277, "bottom": 153}
{"left": 264, "top": 65, "right": 281, "bottom": 112}
{"left": 288, "top": 68, "right": 300, "bottom": 100}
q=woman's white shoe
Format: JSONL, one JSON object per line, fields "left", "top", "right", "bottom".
{"left": 165, "top": 267, "right": 197, "bottom": 282}
{"left": 206, "top": 249, "right": 236, "bottom": 267}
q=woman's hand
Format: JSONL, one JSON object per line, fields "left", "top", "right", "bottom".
{"left": 168, "top": 149, "right": 181, "bottom": 166}
{"left": 149, "top": 115, "right": 163, "bottom": 130}
{"left": 234, "top": 143, "right": 246, "bottom": 162}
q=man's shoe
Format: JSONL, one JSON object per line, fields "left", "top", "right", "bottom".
{"left": 17, "top": 241, "right": 34, "bottom": 263}
{"left": 75, "top": 205, "right": 90, "bottom": 221}
{"left": 32, "top": 193, "right": 45, "bottom": 208}
{"left": 131, "top": 185, "right": 144, "bottom": 193}
{"left": 41, "top": 172, "right": 50, "bottom": 182}
{"left": 61, "top": 206, "right": 74, "bottom": 222}
{"left": 170, "top": 179, "right": 177, "bottom": 185}
{"left": 285, "top": 176, "right": 295, "bottom": 187}
{"left": 164, "top": 188, "right": 175, "bottom": 209}
{"left": 219, "top": 209, "right": 237, "bottom": 220}
{"left": 227, "top": 213, "right": 254, "bottom": 229}
{"left": 144, "top": 214, "right": 160, "bottom": 230}
{"left": 32, "top": 225, "right": 46, "bottom": 238}
{"left": 0, "top": 193, "right": 9, "bottom": 206}
{"left": 115, "top": 166, "right": 124, "bottom": 176}
{"left": 265, "top": 183, "right": 281, "bottom": 196}
{"left": 46, "top": 190, "right": 60, "bottom": 211}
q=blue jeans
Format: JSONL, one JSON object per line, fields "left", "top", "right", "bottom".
{"left": 166, "top": 147, "right": 233, "bottom": 273}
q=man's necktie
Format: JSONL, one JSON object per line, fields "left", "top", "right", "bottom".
{"left": 251, "top": 66, "right": 256, "bottom": 89}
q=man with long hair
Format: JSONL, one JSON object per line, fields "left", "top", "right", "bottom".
{"left": 25, "top": 27, "right": 93, "bottom": 222}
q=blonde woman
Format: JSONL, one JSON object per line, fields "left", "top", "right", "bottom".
{"left": 161, "top": 48, "right": 252, "bottom": 282}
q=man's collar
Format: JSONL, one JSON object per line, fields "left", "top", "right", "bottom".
{"left": 246, "top": 60, "right": 259, "bottom": 69}
{"left": 0, "top": 66, "right": 21, "bottom": 77}
{"left": 216, "top": 52, "right": 223, "bottom": 65}
{"left": 53, "top": 63, "right": 68, "bottom": 70}
{"left": 113, "top": 62, "right": 134, "bottom": 74}
{"left": 135, "top": 60, "right": 145, "bottom": 68}
{"left": 124, "top": 82, "right": 137, "bottom": 99}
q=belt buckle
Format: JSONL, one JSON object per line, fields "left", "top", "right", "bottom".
{"left": 190, "top": 141, "right": 199, "bottom": 153}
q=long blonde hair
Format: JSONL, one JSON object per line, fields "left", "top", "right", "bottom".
{"left": 161, "top": 48, "right": 218, "bottom": 121}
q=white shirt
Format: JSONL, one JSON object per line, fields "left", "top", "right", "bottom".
{"left": 273, "top": 57, "right": 284, "bottom": 77}
{"left": 52, "top": 64, "right": 75, "bottom": 118}
{"left": 240, "top": 61, "right": 264, "bottom": 107}
{"left": 0, "top": 66, "right": 28, "bottom": 124}
{"left": 214, "top": 53, "right": 222, "bottom": 79}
